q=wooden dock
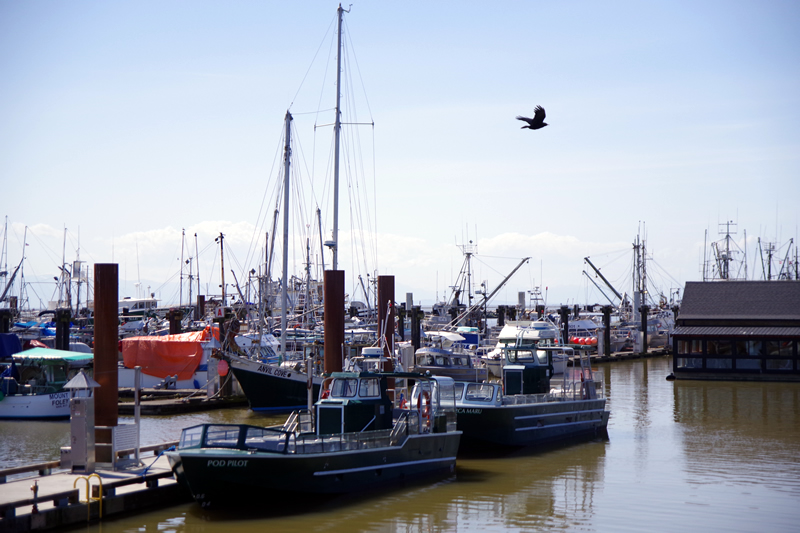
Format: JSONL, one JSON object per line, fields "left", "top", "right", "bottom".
{"left": 567, "top": 347, "right": 670, "bottom": 366}
{"left": 117, "top": 389, "right": 248, "bottom": 415}
{"left": 0, "top": 444, "right": 189, "bottom": 533}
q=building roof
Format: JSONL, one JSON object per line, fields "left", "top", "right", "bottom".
{"left": 672, "top": 325, "right": 800, "bottom": 338}
{"left": 677, "top": 281, "right": 800, "bottom": 323}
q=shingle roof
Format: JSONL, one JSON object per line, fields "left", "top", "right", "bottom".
{"left": 678, "top": 281, "right": 800, "bottom": 322}
{"left": 672, "top": 325, "right": 800, "bottom": 338}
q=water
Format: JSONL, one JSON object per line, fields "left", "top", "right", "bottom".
{"left": 2, "top": 357, "right": 799, "bottom": 532}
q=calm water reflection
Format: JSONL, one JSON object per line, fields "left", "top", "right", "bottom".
{"left": 3, "top": 357, "right": 799, "bottom": 532}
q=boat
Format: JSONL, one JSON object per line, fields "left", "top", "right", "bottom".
{"left": 0, "top": 345, "right": 92, "bottom": 419}
{"left": 452, "top": 343, "right": 609, "bottom": 449}
{"left": 413, "top": 332, "right": 488, "bottom": 382}
{"left": 482, "top": 320, "right": 568, "bottom": 376}
{"left": 223, "top": 4, "right": 378, "bottom": 411}
{"left": 166, "top": 370, "right": 462, "bottom": 507}
{"left": 119, "top": 325, "right": 219, "bottom": 389}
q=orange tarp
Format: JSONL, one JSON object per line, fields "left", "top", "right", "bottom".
{"left": 121, "top": 326, "right": 219, "bottom": 380}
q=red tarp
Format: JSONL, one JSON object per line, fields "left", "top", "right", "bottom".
{"left": 121, "top": 326, "right": 219, "bottom": 380}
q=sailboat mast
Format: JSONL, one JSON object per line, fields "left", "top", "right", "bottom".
{"left": 281, "top": 111, "right": 293, "bottom": 357}
{"left": 219, "top": 233, "right": 226, "bottom": 306}
{"left": 332, "top": 4, "right": 344, "bottom": 270}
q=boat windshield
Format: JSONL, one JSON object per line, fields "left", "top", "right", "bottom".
{"left": 331, "top": 378, "right": 358, "bottom": 398}
{"left": 504, "top": 347, "right": 548, "bottom": 366}
{"left": 464, "top": 383, "right": 495, "bottom": 402}
{"left": 358, "top": 378, "right": 381, "bottom": 398}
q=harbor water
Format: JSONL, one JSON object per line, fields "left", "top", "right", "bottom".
{"left": 2, "top": 356, "right": 799, "bottom": 532}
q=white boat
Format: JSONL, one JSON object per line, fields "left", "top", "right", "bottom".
{"left": 0, "top": 347, "right": 92, "bottom": 419}
{"left": 483, "top": 320, "right": 568, "bottom": 376}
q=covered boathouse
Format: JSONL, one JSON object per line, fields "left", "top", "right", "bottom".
{"left": 671, "top": 281, "right": 800, "bottom": 381}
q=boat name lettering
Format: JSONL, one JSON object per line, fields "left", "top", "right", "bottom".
{"left": 207, "top": 459, "right": 248, "bottom": 468}
{"left": 457, "top": 408, "right": 483, "bottom": 414}
{"left": 256, "top": 365, "right": 290, "bottom": 378}
{"left": 50, "top": 392, "right": 70, "bottom": 408}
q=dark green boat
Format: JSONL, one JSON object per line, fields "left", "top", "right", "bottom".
{"left": 166, "top": 371, "right": 461, "bottom": 508}
{"left": 451, "top": 345, "right": 609, "bottom": 449}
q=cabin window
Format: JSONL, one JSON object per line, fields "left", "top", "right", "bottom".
{"left": 204, "top": 425, "right": 241, "bottom": 448}
{"left": 537, "top": 350, "right": 548, "bottom": 365}
{"left": 331, "top": 378, "right": 358, "bottom": 398}
{"left": 435, "top": 356, "right": 446, "bottom": 366}
{"left": 179, "top": 426, "right": 203, "bottom": 448}
{"left": 453, "top": 382, "right": 465, "bottom": 400}
{"left": 358, "top": 378, "right": 381, "bottom": 398}
{"left": 417, "top": 355, "right": 433, "bottom": 366}
{"left": 465, "top": 383, "right": 495, "bottom": 402}
{"left": 452, "top": 357, "right": 464, "bottom": 366}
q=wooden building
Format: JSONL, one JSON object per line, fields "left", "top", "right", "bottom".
{"left": 671, "top": 281, "right": 800, "bottom": 381}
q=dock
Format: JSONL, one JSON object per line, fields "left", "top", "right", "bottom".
{"left": 0, "top": 444, "right": 189, "bottom": 533}
{"left": 118, "top": 389, "right": 248, "bottom": 415}
{"left": 567, "top": 347, "right": 670, "bottom": 366}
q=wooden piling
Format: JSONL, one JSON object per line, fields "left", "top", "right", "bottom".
{"left": 323, "top": 270, "right": 345, "bottom": 374}
{"left": 93, "top": 264, "right": 118, "bottom": 459}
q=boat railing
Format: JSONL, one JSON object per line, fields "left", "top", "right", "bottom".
{"left": 291, "top": 428, "right": 396, "bottom": 454}
{"left": 389, "top": 411, "right": 411, "bottom": 446}
{"left": 281, "top": 409, "right": 313, "bottom": 434}
{"left": 502, "top": 393, "right": 550, "bottom": 406}
{"left": 554, "top": 371, "right": 605, "bottom": 401}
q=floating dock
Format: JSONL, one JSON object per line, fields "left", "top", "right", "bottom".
{"left": 118, "top": 389, "right": 248, "bottom": 415}
{"left": 0, "top": 445, "right": 188, "bottom": 533}
{"left": 567, "top": 347, "right": 669, "bottom": 366}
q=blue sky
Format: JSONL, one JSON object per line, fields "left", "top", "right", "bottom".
{"left": 2, "top": 1, "right": 799, "bottom": 310}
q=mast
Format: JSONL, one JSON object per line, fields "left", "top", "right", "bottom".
{"left": 180, "top": 228, "right": 185, "bottom": 306}
{"left": 0, "top": 217, "right": 7, "bottom": 297}
{"left": 217, "top": 233, "right": 226, "bottom": 305}
{"left": 331, "top": 3, "right": 347, "bottom": 270}
{"left": 280, "top": 111, "right": 293, "bottom": 357}
{"left": 194, "top": 233, "right": 201, "bottom": 300}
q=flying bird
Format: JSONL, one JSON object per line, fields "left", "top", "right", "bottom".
{"left": 516, "top": 105, "right": 548, "bottom": 130}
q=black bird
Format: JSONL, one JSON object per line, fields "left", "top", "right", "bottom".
{"left": 516, "top": 105, "right": 548, "bottom": 130}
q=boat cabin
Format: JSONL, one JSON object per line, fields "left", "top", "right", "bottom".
{"left": 1, "top": 347, "right": 93, "bottom": 396}
{"left": 317, "top": 372, "right": 394, "bottom": 435}
{"left": 118, "top": 297, "right": 158, "bottom": 316}
{"left": 502, "top": 345, "right": 553, "bottom": 395}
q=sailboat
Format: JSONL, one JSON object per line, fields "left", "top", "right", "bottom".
{"left": 224, "top": 5, "right": 359, "bottom": 412}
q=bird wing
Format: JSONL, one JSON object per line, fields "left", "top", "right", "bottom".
{"left": 532, "top": 106, "right": 546, "bottom": 126}
{"left": 516, "top": 115, "right": 533, "bottom": 125}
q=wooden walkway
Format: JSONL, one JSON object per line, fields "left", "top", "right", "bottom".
{"left": 0, "top": 444, "right": 189, "bottom": 533}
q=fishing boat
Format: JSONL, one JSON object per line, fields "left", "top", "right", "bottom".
{"left": 413, "top": 332, "right": 488, "bottom": 382}
{"left": 482, "top": 320, "right": 568, "bottom": 376}
{"left": 451, "top": 344, "right": 609, "bottom": 449}
{"left": 166, "top": 370, "right": 461, "bottom": 507}
{"left": 0, "top": 346, "right": 92, "bottom": 419}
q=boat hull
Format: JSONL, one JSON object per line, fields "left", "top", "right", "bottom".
{"left": 228, "top": 356, "right": 322, "bottom": 412}
{"left": 167, "top": 432, "right": 460, "bottom": 507}
{"left": 0, "top": 390, "right": 84, "bottom": 420}
{"left": 456, "top": 398, "right": 609, "bottom": 448}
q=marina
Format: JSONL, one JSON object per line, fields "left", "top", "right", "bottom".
{"left": 2, "top": 2, "right": 799, "bottom": 532}
{"left": 2, "top": 356, "right": 799, "bottom": 532}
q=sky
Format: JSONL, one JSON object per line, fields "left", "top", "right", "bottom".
{"left": 1, "top": 1, "right": 799, "bottom": 312}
